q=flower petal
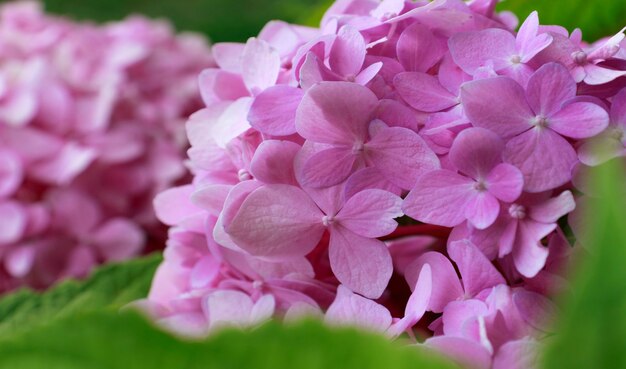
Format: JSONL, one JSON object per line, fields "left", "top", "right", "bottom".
{"left": 329, "top": 226, "right": 393, "bottom": 299}
{"left": 337, "top": 189, "right": 402, "bottom": 238}
{"left": 394, "top": 72, "right": 458, "bottom": 112}
{"left": 325, "top": 285, "right": 392, "bottom": 332}
{"left": 526, "top": 62, "right": 576, "bottom": 117}
{"left": 396, "top": 22, "right": 445, "bottom": 72}
{"left": 449, "top": 127, "right": 505, "bottom": 179}
{"left": 226, "top": 184, "right": 325, "bottom": 258}
{"left": 405, "top": 252, "right": 464, "bottom": 312}
{"left": 250, "top": 140, "right": 300, "bottom": 186}
{"left": 448, "top": 239, "right": 506, "bottom": 297}
{"left": 299, "top": 147, "right": 359, "bottom": 188}
{"left": 486, "top": 163, "right": 524, "bottom": 203}
{"left": 248, "top": 85, "right": 304, "bottom": 136}
{"left": 329, "top": 25, "right": 366, "bottom": 78}
{"left": 449, "top": 28, "right": 516, "bottom": 74}
{"left": 549, "top": 102, "right": 609, "bottom": 139}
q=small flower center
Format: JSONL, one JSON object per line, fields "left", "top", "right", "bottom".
{"left": 322, "top": 215, "right": 335, "bottom": 227}
{"left": 510, "top": 55, "right": 522, "bottom": 65}
{"left": 473, "top": 181, "right": 488, "bottom": 192}
{"left": 238, "top": 169, "right": 252, "bottom": 181}
{"left": 531, "top": 115, "right": 549, "bottom": 129}
{"left": 352, "top": 142, "right": 365, "bottom": 154}
{"left": 571, "top": 51, "right": 588, "bottom": 65}
{"left": 508, "top": 204, "right": 526, "bottom": 219}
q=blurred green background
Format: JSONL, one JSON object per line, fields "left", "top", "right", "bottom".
{"left": 18, "top": 0, "right": 622, "bottom": 43}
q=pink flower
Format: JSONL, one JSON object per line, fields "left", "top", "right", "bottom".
{"left": 461, "top": 62, "right": 609, "bottom": 192}
{"left": 0, "top": 2, "right": 213, "bottom": 291}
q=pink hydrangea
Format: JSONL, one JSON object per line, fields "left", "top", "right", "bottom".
{"left": 143, "top": 0, "right": 625, "bottom": 367}
{"left": 0, "top": 1, "right": 213, "bottom": 291}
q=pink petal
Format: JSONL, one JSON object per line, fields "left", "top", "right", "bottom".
{"left": 329, "top": 25, "right": 366, "bottom": 78}
{"left": 154, "top": 185, "right": 204, "bottom": 226}
{"left": 512, "top": 289, "right": 557, "bottom": 332}
{"left": 517, "top": 11, "right": 553, "bottom": 62}
{"left": 344, "top": 167, "right": 402, "bottom": 199}
{"left": 29, "top": 142, "right": 96, "bottom": 185}
{"left": 449, "top": 28, "right": 516, "bottom": 74}
{"left": 211, "top": 97, "right": 253, "bottom": 148}
{"left": 336, "top": 189, "right": 402, "bottom": 238}
{"left": 610, "top": 88, "right": 626, "bottom": 123}
{"left": 354, "top": 62, "right": 383, "bottom": 85}
{"left": 512, "top": 220, "right": 554, "bottom": 278}
{"left": 226, "top": 184, "right": 324, "bottom": 258}
{"left": 394, "top": 72, "right": 458, "bottom": 112}
{"left": 299, "top": 147, "right": 359, "bottom": 188}
{"left": 198, "top": 69, "right": 248, "bottom": 105}
{"left": 204, "top": 290, "right": 254, "bottom": 330}
{"left": 367, "top": 126, "right": 441, "bottom": 189}
{"left": 388, "top": 264, "right": 432, "bottom": 336}
{"left": 583, "top": 64, "right": 626, "bottom": 85}
{"left": 448, "top": 239, "right": 505, "bottom": 297}
{"left": 190, "top": 184, "right": 232, "bottom": 217}
{"left": 375, "top": 99, "right": 420, "bottom": 131}
{"left": 249, "top": 140, "right": 300, "bottom": 186}
{"left": 503, "top": 128, "right": 577, "bottom": 193}
{"left": 528, "top": 190, "right": 575, "bottom": 223}
{"left": 295, "top": 82, "right": 377, "bottom": 145}
{"left": 325, "top": 285, "right": 393, "bottom": 332}
{"left": 425, "top": 336, "right": 492, "bottom": 369}
{"left": 449, "top": 127, "right": 504, "bottom": 179}
{"left": 492, "top": 339, "right": 539, "bottom": 369}
{"left": 92, "top": 218, "right": 145, "bottom": 261}
{"left": 464, "top": 192, "right": 500, "bottom": 230}
{"left": 396, "top": 22, "right": 445, "bottom": 72}
{"left": 211, "top": 42, "right": 245, "bottom": 73}
{"left": 460, "top": 77, "right": 534, "bottom": 139}
{"left": 241, "top": 38, "right": 280, "bottom": 94}
{"left": 549, "top": 102, "right": 609, "bottom": 139}
{"left": 405, "top": 252, "right": 464, "bottom": 312}
{"left": 0, "top": 149, "right": 22, "bottom": 197}
{"left": 4, "top": 246, "right": 35, "bottom": 278}
{"left": 402, "top": 170, "right": 474, "bottom": 227}
{"left": 526, "top": 63, "right": 576, "bottom": 117}
{"left": 329, "top": 226, "right": 393, "bottom": 299}
{"left": 486, "top": 163, "right": 524, "bottom": 203}
{"left": 250, "top": 295, "right": 276, "bottom": 325}
{"left": 248, "top": 85, "right": 304, "bottom": 136}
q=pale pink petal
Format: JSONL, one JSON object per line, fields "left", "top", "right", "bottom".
{"left": 204, "top": 290, "right": 254, "bottom": 330}
{"left": 449, "top": 29, "right": 517, "bottom": 74}
{"left": 583, "top": 64, "right": 626, "bottom": 86}
{"left": 492, "top": 339, "right": 540, "bottom": 369}
{"left": 387, "top": 264, "right": 432, "bottom": 336}
{"left": 354, "top": 62, "right": 383, "bottom": 85}
{"left": 249, "top": 140, "right": 300, "bottom": 186}
{"left": 448, "top": 239, "right": 505, "bottom": 297}
{"left": 610, "top": 88, "right": 626, "bottom": 123}
{"left": 190, "top": 184, "right": 231, "bottom": 217}
{"left": 375, "top": 99, "right": 420, "bottom": 131}
{"left": 250, "top": 295, "right": 276, "bottom": 325}
{"left": 512, "top": 290, "right": 557, "bottom": 332}
{"left": 295, "top": 82, "right": 377, "bottom": 145}
{"left": 329, "top": 25, "right": 366, "bottom": 78}
{"left": 367, "top": 126, "right": 441, "bottom": 189}
{"left": 449, "top": 127, "right": 504, "bottom": 179}
{"left": 92, "top": 218, "right": 145, "bottom": 261}
{"left": 211, "top": 97, "right": 253, "bottom": 148}
{"left": 189, "top": 256, "right": 221, "bottom": 289}
{"left": 549, "top": 102, "right": 609, "bottom": 139}
{"left": 29, "top": 142, "right": 96, "bottom": 185}
{"left": 517, "top": 11, "right": 553, "bottom": 62}
{"left": 154, "top": 185, "right": 204, "bottom": 226}
{"left": 402, "top": 170, "right": 474, "bottom": 227}
{"left": 328, "top": 226, "right": 393, "bottom": 299}
{"left": 512, "top": 220, "right": 554, "bottom": 277}
{"left": 503, "top": 128, "right": 578, "bottom": 193}
{"left": 248, "top": 85, "right": 304, "bottom": 136}
{"left": 526, "top": 63, "right": 576, "bottom": 117}
{"left": 0, "top": 149, "right": 22, "bottom": 197}
{"left": 198, "top": 69, "right": 248, "bottom": 104}
{"left": 486, "top": 163, "right": 524, "bottom": 202}
{"left": 4, "top": 246, "right": 35, "bottom": 278}
{"left": 405, "top": 252, "right": 464, "bottom": 312}
{"left": 241, "top": 38, "right": 280, "bottom": 94}
{"left": 528, "top": 190, "right": 575, "bottom": 223}
{"left": 336, "top": 189, "right": 402, "bottom": 238}
{"left": 464, "top": 192, "right": 500, "bottom": 230}
{"left": 226, "top": 184, "right": 324, "bottom": 258}
{"left": 460, "top": 77, "right": 534, "bottom": 138}
{"left": 325, "top": 285, "right": 392, "bottom": 332}
{"left": 396, "top": 22, "right": 445, "bottom": 72}
{"left": 211, "top": 42, "right": 245, "bottom": 73}
{"left": 344, "top": 167, "right": 402, "bottom": 199}
{"left": 394, "top": 72, "right": 458, "bottom": 112}
{"left": 425, "top": 336, "right": 492, "bottom": 369}
{"left": 441, "top": 299, "right": 489, "bottom": 337}
{"left": 299, "top": 147, "right": 359, "bottom": 188}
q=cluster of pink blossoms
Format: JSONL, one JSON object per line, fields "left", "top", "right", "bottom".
{"left": 144, "top": 0, "right": 626, "bottom": 367}
{"left": 0, "top": 2, "right": 213, "bottom": 292}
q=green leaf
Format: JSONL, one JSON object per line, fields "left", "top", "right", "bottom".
{"left": 499, "top": 0, "right": 626, "bottom": 41}
{"left": 542, "top": 160, "right": 626, "bottom": 369}
{"left": 0, "top": 253, "right": 161, "bottom": 338}
{"left": 42, "top": 0, "right": 328, "bottom": 42}
{"left": 0, "top": 311, "right": 461, "bottom": 369}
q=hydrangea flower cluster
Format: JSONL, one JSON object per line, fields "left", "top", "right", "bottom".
{"left": 0, "top": 1, "right": 213, "bottom": 292}
{"left": 144, "top": 0, "right": 626, "bottom": 367}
